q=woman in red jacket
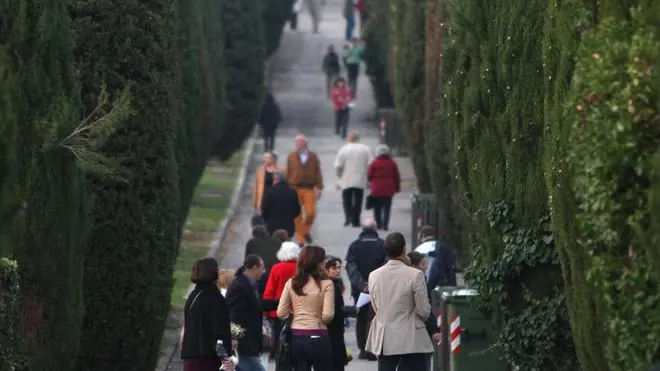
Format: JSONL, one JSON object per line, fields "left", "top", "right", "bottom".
{"left": 263, "top": 241, "right": 301, "bottom": 360}
{"left": 367, "top": 144, "right": 401, "bottom": 231}
{"left": 330, "top": 77, "right": 353, "bottom": 139}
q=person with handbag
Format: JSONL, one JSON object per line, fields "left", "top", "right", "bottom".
{"left": 180, "top": 258, "right": 236, "bottom": 371}
{"left": 277, "top": 245, "right": 335, "bottom": 371}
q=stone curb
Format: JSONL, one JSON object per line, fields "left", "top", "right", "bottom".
{"left": 156, "top": 128, "right": 257, "bottom": 371}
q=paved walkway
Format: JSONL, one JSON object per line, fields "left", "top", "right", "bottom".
{"left": 165, "top": 0, "right": 417, "bottom": 370}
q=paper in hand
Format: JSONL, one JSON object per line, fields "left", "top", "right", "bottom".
{"left": 355, "top": 293, "right": 371, "bottom": 308}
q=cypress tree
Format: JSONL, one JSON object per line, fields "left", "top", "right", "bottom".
{"left": 263, "top": 0, "right": 295, "bottom": 57}
{"left": 213, "top": 0, "right": 266, "bottom": 160}
{"left": 0, "top": 1, "right": 87, "bottom": 370}
{"left": 363, "top": 0, "right": 395, "bottom": 108}
{"left": 390, "top": 0, "right": 432, "bottom": 192}
{"left": 70, "top": 0, "right": 182, "bottom": 369}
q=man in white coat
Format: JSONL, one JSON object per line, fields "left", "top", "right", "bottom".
{"left": 366, "top": 232, "right": 434, "bottom": 370}
{"left": 334, "top": 131, "right": 372, "bottom": 227}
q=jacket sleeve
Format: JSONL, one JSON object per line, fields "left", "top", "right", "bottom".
{"left": 345, "top": 243, "right": 366, "bottom": 290}
{"left": 260, "top": 189, "right": 269, "bottom": 220}
{"left": 413, "top": 271, "right": 431, "bottom": 320}
{"left": 210, "top": 294, "right": 233, "bottom": 355}
{"left": 263, "top": 266, "right": 279, "bottom": 300}
{"left": 314, "top": 154, "right": 324, "bottom": 190}
{"left": 427, "top": 245, "right": 445, "bottom": 291}
{"left": 277, "top": 280, "right": 293, "bottom": 319}
{"left": 393, "top": 161, "right": 401, "bottom": 192}
{"left": 321, "top": 281, "right": 336, "bottom": 324}
{"left": 225, "top": 283, "right": 248, "bottom": 328}
{"left": 334, "top": 149, "right": 344, "bottom": 177}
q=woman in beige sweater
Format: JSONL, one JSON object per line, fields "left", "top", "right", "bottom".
{"left": 277, "top": 245, "right": 335, "bottom": 371}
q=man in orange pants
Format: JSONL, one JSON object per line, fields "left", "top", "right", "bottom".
{"left": 286, "top": 134, "right": 324, "bottom": 244}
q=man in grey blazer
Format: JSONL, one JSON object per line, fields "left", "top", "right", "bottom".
{"left": 365, "top": 232, "right": 434, "bottom": 370}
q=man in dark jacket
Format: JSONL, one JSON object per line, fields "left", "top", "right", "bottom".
{"left": 226, "top": 255, "right": 278, "bottom": 371}
{"left": 259, "top": 92, "right": 282, "bottom": 152}
{"left": 261, "top": 172, "right": 301, "bottom": 238}
{"left": 427, "top": 238, "right": 457, "bottom": 292}
{"left": 322, "top": 45, "right": 341, "bottom": 98}
{"left": 344, "top": 218, "right": 385, "bottom": 361}
{"left": 245, "top": 225, "right": 280, "bottom": 294}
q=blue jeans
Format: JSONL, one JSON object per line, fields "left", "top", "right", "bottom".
{"left": 346, "top": 16, "right": 355, "bottom": 40}
{"left": 237, "top": 355, "right": 265, "bottom": 371}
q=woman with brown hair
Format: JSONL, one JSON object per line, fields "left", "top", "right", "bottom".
{"left": 253, "top": 152, "right": 283, "bottom": 211}
{"left": 181, "top": 258, "right": 235, "bottom": 371}
{"left": 277, "top": 245, "right": 335, "bottom": 371}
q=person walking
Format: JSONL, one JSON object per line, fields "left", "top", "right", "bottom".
{"left": 277, "top": 245, "right": 335, "bottom": 371}
{"left": 261, "top": 172, "right": 301, "bottom": 239}
{"left": 181, "top": 258, "right": 235, "bottom": 371}
{"left": 334, "top": 131, "right": 372, "bottom": 227}
{"left": 262, "top": 241, "right": 301, "bottom": 361}
{"left": 367, "top": 145, "right": 401, "bottom": 231}
{"left": 413, "top": 225, "right": 437, "bottom": 278}
{"left": 286, "top": 134, "right": 324, "bottom": 245}
{"left": 259, "top": 93, "right": 282, "bottom": 152}
{"left": 343, "top": 0, "right": 355, "bottom": 41}
{"left": 325, "top": 256, "right": 350, "bottom": 371}
{"left": 290, "top": 0, "right": 302, "bottom": 30}
{"left": 225, "top": 255, "right": 277, "bottom": 371}
{"left": 426, "top": 229, "right": 458, "bottom": 291}
{"left": 253, "top": 152, "right": 283, "bottom": 213}
{"left": 356, "top": 0, "right": 368, "bottom": 32}
{"left": 366, "top": 232, "right": 434, "bottom": 371}
{"left": 330, "top": 77, "right": 353, "bottom": 139}
{"left": 344, "top": 218, "right": 385, "bottom": 361}
{"left": 322, "top": 45, "right": 341, "bottom": 98}
{"left": 245, "top": 225, "right": 281, "bottom": 294}
{"left": 343, "top": 39, "right": 364, "bottom": 99}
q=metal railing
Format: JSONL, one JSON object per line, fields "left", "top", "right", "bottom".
{"left": 377, "top": 108, "right": 407, "bottom": 156}
{"left": 410, "top": 191, "right": 439, "bottom": 247}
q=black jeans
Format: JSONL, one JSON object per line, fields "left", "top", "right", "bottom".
{"left": 346, "top": 64, "right": 359, "bottom": 96}
{"left": 342, "top": 187, "right": 363, "bottom": 227}
{"left": 291, "top": 334, "right": 332, "bottom": 371}
{"left": 269, "top": 318, "right": 282, "bottom": 359}
{"left": 377, "top": 353, "right": 428, "bottom": 371}
{"left": 290, "top": 12, "right": 298, "bottom": 30}
{"left": 263, "top": 130, "right": 275, "bottom": 152}
{"left": 355, "top": 303, "right": 374, "bottom": 352}
{"left": 372, "top": 196, "right": 392, "bottom": 230}
{"left": 334, "top": 108, "right": 349, "bottom": 138}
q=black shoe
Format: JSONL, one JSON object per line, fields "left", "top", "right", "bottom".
{"left": 358, "top": 351, "right": 378, "bottom": 361}
{"left": 344, "top": 219, "right": 350, "bottom": 226}
{"left": 304, "top": 234, "right": 313, "bottom": 244}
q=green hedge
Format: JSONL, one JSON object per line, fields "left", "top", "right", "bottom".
{"left": 70, "top": 0, "right": 181, "bottom": 369}
{"left": 363, "top": 0, "right": 395, "bottom": 109}
{"left": 212, "top": 0, "right": 266, "bottom": 160}
{"left": 0, "top": 258, "right": 20, "bottom": 371}
{"left": 263, "top": 0, "right": 295, "bottom": 57}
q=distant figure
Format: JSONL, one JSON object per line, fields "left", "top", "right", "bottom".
{"left": 259, "top": 93, "right": 282, "bottom": 152}
{"left": 291, "top": 0, "right": 302, "bottom": 30}
{"left": 286, "top": 134, "right": 324, "bottom": 244}
{"left": 343, "top": 39, "right": 364, "bottom": 99}
{"left": 367, "top": 145, "right": 401, "bottom": 231}
{"left": 356, "top": 0, "right": 368, "bottom": 31}
{"left": 366, "top": 232, "right": 433, "bottom": 371}
{"left": 181, "top": 258, "right": 235, "bottom": 371}
{"left": 413, "top": 225, "right": 437, "bottom": 278}
{"left": 426, "top": 227, "right": 457, "bottom": 291}
{"left": 272, "top": 229, "right": 290, "bottom": 244}
{"left": 344, "top": 218, "right": 385, "bottom": 361}
{"left": 343, "top": 0, "right": 355, "bottom": 41}
{"left": 226, "top": 255, "right": 277, "bottom": 371}
{"left": 331, "top": 77, "right": 353, "bottom": 139}
{"left": 277, "top": 245, "right": 335, "bottom": 370}
{"left": 261, "top": 172, "right": 301, "bottom": 238}
{"left": 334, "top": 131, "right": 372, "bottom": 227}
{"left": 245, "top": 225, "right": 280, "bottom": 293}
{"left": 322, "top": 45, "right": 341, "bottom": 98}
{"left": 263, "top": 241, "right": 301, "bottom": 361}
{"left": 253, "top": 152, "right": 283, "bottom": 212}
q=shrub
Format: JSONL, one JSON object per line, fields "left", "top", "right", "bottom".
{"left": 70, "top": 0, "right": 182, "bottom": 370}
{"left": 363, "top": 0, "right": 394, "bottom": 109}
{"left": 0, "top": 258, "right": 20, "bottom": 370}
{"left": 263, "top": 0, "right": 295, "bottom": 57}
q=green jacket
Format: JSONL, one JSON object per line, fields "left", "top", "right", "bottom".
{"left": 344, "top": 44, "right": 364, "bottom": 65}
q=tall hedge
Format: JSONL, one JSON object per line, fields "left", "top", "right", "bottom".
{"left": 213, "top": 0, "right": 266, "bottom": 160}
{"left": 263, "top": 0, "right": 295, "bottom": 57}
{"left": 389, "top": 0, "right": 432, "bottom": 192}
{"left": 175, "top": 0, "right": 227, "bottom": 221}
{"left": 0, "top": 258, "right": 20, "bottom": 370}
{"left": 438, "top": 0, "right": 578, "bottom": 368}
{"left": 70, "top": 0, "right": 182, "bottom": 369}
{"left": 363, "top": 0, "right": 395, "bottom": 108}
{"left": 1, "top": 1, "right": 88, "bottom": 370}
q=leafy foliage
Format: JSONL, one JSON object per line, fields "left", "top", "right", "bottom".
{"left": 263, "top": 0, "right": 295, "bottom": 57}
{"left": 363, "top": 0, "right": 395, "bottom": 108}
{"left": 568, "top": 9, "right": 660, "bottom": 370}
{"left": 0, "top": 258, "right": 20, "bottom": 371}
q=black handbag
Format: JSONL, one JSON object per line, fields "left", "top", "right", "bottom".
{"left": 365, "top": 195, "right": 375, "bottom": 210}
{"left": 275, "top": 316, "right": 293, "bottom": 371}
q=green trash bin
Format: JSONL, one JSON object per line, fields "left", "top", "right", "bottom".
{"left": 431, "top": 286, "right": 464, "bottom": 371}
{"left": 442, "top": 289, "right": 506, "bottom": 371}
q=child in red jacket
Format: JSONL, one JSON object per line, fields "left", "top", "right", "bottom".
{"left": 330, "top": 77, "right": 353, "bottom": 139}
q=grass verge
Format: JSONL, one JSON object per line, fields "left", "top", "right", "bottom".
{"left": 156, "top": 148, "right": 246, "bottom": 369}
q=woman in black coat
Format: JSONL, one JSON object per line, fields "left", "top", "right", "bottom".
{"left": 181, "top": 258, "right": 235, "bottom": 371}
{"left": 325, "top": 256, "right": 349, "bottom": 371}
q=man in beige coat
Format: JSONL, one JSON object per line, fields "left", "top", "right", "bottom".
{"left": 365, "top": 232, "right": 433, "bottom": 370}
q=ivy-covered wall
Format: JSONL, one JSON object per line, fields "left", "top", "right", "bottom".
{"left": 0, "top": 258, "right": 20, "bottom": 370}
